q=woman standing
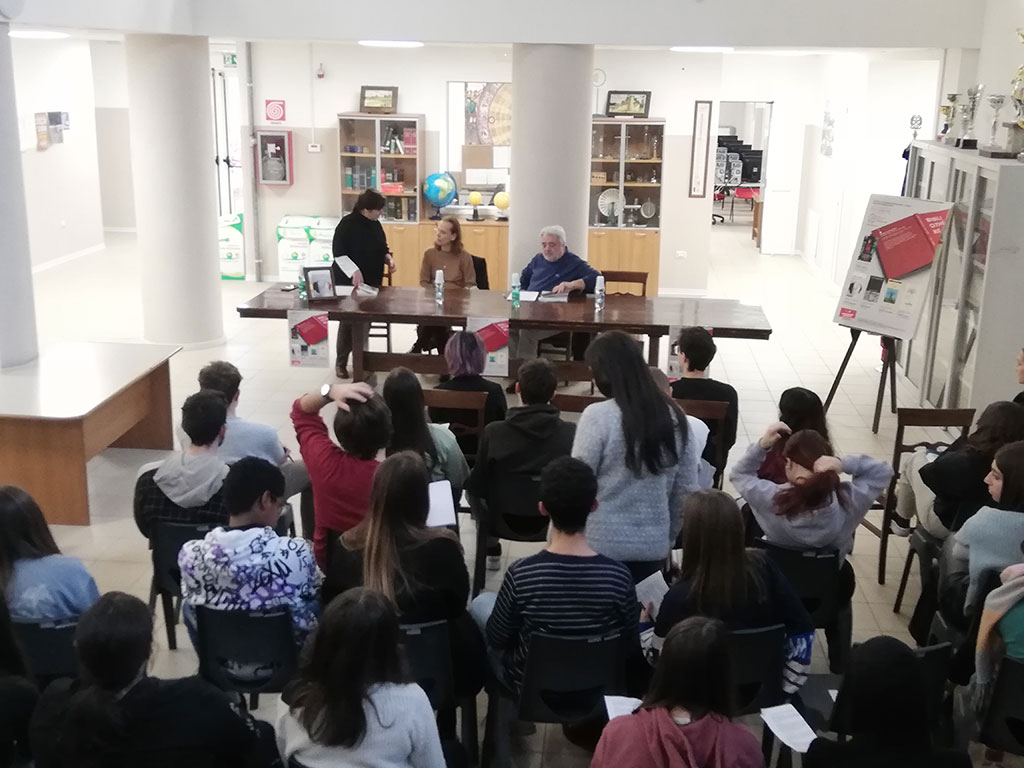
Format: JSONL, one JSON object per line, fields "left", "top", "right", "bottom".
{"left": 572, "top": 331, "right": 700, "bottom": 582}
{"left": 413, "top": 216, "right": 477, "bottom": 354}
{"left": 331, "top": 189, "right": 394, "bottom": 379}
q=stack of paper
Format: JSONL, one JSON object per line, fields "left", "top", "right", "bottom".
{"left": 760, "top": 704, "right": 817, "bottom": 753}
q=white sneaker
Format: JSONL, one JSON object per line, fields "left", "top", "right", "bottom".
{"left": 890, "top": 517, "right": 912, "bottom": 537}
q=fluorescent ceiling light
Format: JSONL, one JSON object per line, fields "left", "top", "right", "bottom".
{"left": 9, "top": 30, "right": 70, "bottom": 40}
{"left": 669, "top": 46, "right": 734, "bottom": 53}
{"left": 358, "top": 40, "right": 424, "bottom": 49}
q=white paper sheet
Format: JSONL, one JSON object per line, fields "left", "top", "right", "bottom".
{"left": 829, "top": 689, "right": 838, "bottom": 702}
{"left": 506, "top": 291, "right": 540, "bottom": 302}
{"left": 538, "top": 292, "right": 569, "bottom": 303}
{"left": 760, "top": 704, "right": 817, "bottom": 754}
{"left": 427, "top": 480, "right": 457, "bottom": 528}
{"left": 635, "top": 571, "right": 670, "bottom": 621}
{"left": 355, "top": 284, "right": 379, "bottom": 297}
{"left": 334, "top": 285, "right": 354, "bottom": 297}
{"left": 605, "top": 696, "right": 642, "bottom": 720}
{"left": 334, "top": 255, "right": 359, "bottom": 277}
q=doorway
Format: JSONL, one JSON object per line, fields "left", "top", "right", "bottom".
{"left": 711, "top": 101, "right": 772, "bottom": 250}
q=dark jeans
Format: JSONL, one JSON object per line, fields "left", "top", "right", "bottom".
{"left": 335, "top": 321, "right": 368, "bottom": 368}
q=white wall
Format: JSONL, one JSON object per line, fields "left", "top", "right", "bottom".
{"left": 11, "top": 38, "right": 104, "bottom": 267}
{"left": 91, "top": 39, "right": 135, "bottom": 229}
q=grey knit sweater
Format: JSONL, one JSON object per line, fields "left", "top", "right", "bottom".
{"left": 572, "top": 399, "right": 700, "bottom": 562}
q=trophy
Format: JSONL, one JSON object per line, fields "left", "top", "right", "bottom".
{"left": 943, "top": 93, "right": 960, "bottom": 145}
{"left": 988, "top": 95, "right": 1005, "bottom": 147}
{"left": 938, "top": 105, "right": 952, "bottom": 139}
{"left": 910, "top": 114, "right": 923, "bottom": 139}
{"left": 1013, "top": 28, "right": 1024, "bottom": 161}
{"left": 956, "top": 103, "right": 971, "bottom": 148}
{"left": 960, "top": 84, "right": 985, "bottom": 149}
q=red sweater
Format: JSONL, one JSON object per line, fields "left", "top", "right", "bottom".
{"left": 290, "top": 399, "right": 379, "bottom": 568}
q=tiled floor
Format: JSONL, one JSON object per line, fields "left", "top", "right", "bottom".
{"left": 28, "top": 226, "right": 989, "bottom": 765}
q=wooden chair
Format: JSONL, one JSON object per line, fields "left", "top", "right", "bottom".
{"left": 675, "top": 398, "right": 730, "bottom": 488}
{"left": 873, "top": 407, "right": 975, "bottom": 587}
{"left": 367, "top": 267, "right": 393, "bottom": 353}
{"left": 423, "top": 388, "right": 489, "bottom": 465}
{"left": 600, "top": 270, "right": 648, "bottom": 297}
{"left": 550, "top": 393, "right": 603, "bottom": 414}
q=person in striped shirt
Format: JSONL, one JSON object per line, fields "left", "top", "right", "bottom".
{"left": 469, "top": 456, "right": 637, "bottom": 693}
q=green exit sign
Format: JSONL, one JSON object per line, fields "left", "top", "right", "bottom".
{"left": 223, "top": 53, "right": 237, "bottom": 68}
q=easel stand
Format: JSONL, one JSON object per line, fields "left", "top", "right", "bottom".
{"left": 824, "top": 329, "right": 898, "bottom": 434}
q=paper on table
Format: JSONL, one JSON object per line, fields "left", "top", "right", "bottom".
{"left": 334, "top": 285, "right": 354, "bottom": 297}
{"left": 760, "top": 704, "right": 817, "bottom": 754}
{"left": 427, "top": 480, "right": 457, "bottom": 528}
{"left": 538, "top": 291, "right": 569, "bottom": 303}
{"left": 635, "top": 571, "right": 670, "bottom": 621}
{"left": 605, "top": 696, "right": 642, "bottom": 720}
{"left": 355, "top": 284, "right": 379, "bottom": 297}
{"left": 334, "top": 255, "right": 359, "bottom": 277}
{"left": 507, "top": 290, "right": 540, "bottom": 302}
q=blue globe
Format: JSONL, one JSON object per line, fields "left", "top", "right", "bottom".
{"left": 424, "top": 172, "right": 457, "bottom": 209}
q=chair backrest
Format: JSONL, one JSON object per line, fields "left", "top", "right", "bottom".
{"left": 472, "top": 254, "right": 490, "bottom": 290}
{"left": 423, "top": 388, "right": 488, "bottom": 460}
{"left": 728, "top": 624, "right": 786, "bottom": 715}
{"left": 675, "top": 398, "right": 730, "bottom": 476}
{"left": 550, "top": 393, "right": 604, "bottom": 414}
{"left": 195, "top": 606, "right": 298, "bottom": 695}
{"left": 400, "top": 620, "right": 455, "bottom": 710}
{"left": 982, "top": 656, "right": 1024, "bottom": 755}
{"left": 518, "top": 632, "right": 625, "bottom": 724}
{"left": 487, "top": 471, "right": 549, "bottom": 541}
{"left": 601, "top": 270, "right": 648, "bottom": 297}
{"left": 151, "top": 521, "right": 214, "bottom": 597}
{"left": 756, "top": 543, "right": 841, "bottom": 627}
{"left": 13, "top": 619, "right": 78, "bottom": 682}
{"left": 892, "top": 408, "right": 975, "bottom": 473}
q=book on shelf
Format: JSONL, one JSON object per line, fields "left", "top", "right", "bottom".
{"left": 403, "top": 127, "right": 417, "bottom": 155}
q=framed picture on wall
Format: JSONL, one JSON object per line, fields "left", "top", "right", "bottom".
{"left": 689, "top": 100, "right": 713, "bottom": 198}
{"left": 605, "top": 90, "right": 651, "bottom": 118}
{"left": 360, "top": 86, "right": 398, "bottom": 114}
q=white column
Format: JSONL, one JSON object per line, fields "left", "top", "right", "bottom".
{"left": 0, "top": 22, "right": 38, "bottom": 368}
{"left": 125, "top": 34, "right": 224, "bottom": 345}
{"left": 509, "top": 44, "right": 594, "bottom": 276}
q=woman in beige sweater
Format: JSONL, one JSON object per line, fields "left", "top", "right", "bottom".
{"left": 413, "top": 216, "right": 477, "bottom": 354}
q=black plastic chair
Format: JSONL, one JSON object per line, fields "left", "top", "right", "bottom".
{"left": 149, "top": 521, "right": 213, "bottom": 650}
{"left": 894, "top": 527, "right": 945, "bottom": 614}
{"left": 195, "top": 606, "right": 298, "bottom": 710}
{"left": 729, "top": 624, "right": 786, "bottom": 764}
{"left": 469, "top": 472, "right": 549, "bottom": 597}
{"left": 981, "top": 657, "right": 1024, "bottom": 756}
{"left": 401, "top": 620, "right": 478, "bottom": 764}
{"left": 482, "top": 632, "right": 624, "bottom": 768}
{"left": 12, "top": 619, "right": 77, "bottom": 684}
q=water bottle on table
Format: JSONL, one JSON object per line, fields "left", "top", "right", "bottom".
{"left": 510, "top": 272, "right": 521, "bottom": 309}
{"left": 595, "top": 275, "right": 606, "bottom": 311}
{"left": 435, "top": 269, "right": 444, "bottom": 305}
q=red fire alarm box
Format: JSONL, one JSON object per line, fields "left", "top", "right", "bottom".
{"left": 255, "top": 129, "right": 293, "bottom": 186}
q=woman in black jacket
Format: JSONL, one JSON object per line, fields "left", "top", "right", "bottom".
{"left": 331, "top": 189, "right": 394, "bottom": 379}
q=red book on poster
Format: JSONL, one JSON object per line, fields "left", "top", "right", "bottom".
{"left": 295, "top": 315, "right": 328, "bottom": 345}
{"left": 475, "top": 321, "right": 509, "bottom": 352}
{"left": 873, "top": 209, "right": 949, "bottom": 280}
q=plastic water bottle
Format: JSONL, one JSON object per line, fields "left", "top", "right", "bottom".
{"left": 595, "top": 275, "right": 606, "bottom": 312}
{"left": 297, "top": 273, "right": 308, "bottom": 300}
{"left": 435, "top": 269, "right": 444, "bottom": 305}
{"left": 510, "top": 272, "right": 521, "bottom": 309}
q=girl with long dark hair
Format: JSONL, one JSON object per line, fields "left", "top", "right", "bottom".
{"left": 30, "top": 592, "right": 275, "bottom": 768}
{"left": 572, "top": 331, "right": 700, "bottom": 582}
{"left": 278, "top": 587, "right": 445, "bottom": 767}
{"left": 0, "top": 486, "right": 99, "bottom": 622}
{"left": 757, "top": 387, "right": 832, "bottom": 484}
{"left": 592, "top": 616, "right": 763, "bottom": 768}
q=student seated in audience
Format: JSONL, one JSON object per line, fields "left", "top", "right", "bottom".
{"left": 949, "top": 441, "right": 1024, "bottom": 620}
{"left": 383, "top": 367, "right": 469, "bottom": 500}
{"left": 655, "top": 491, "right": 814, "bottom": 694}
{"left": 278, "top": 587, "right": 446, "bottom": 768}
{"left": 757, "top": 387, "right": 831, "bottom": 484}
{"left": 804, "top": 635, "right": 971, "bottom": 768}
{"left": 470, "top": 457, "right": 637, "bottom": 693}
{"left": 322, "top": 451, "right": 484, "bottom": 729}
{"left": 892, "top": 401, "right": 1024, "bottom": 538}
{"left": 30, "top": 592, "right": 278, "bottom": 768}
{"left": 0, "top": 594, "right": 38, "bottom": 767}
{"left": 178, "top": 457, "right": 320, "bottom": 647}
{"left": 290, "top": 381, "right": 390, "bottom": 568}
{"left": 592, "top": 616, "right": 764, "bottom": 768}
{"left": 669, "top": 327, "right": 739, "bottom": 484}
{"left": 466, "top": 357, "right": 576, "bottom": 569}
{"left": 429, "top": 330, "right": 507, "bottom": 457}
{"left": 134, "top": 389, "right": 232, "bottom": 538}
{"left": 731, "top": 424, "right": 891, "bottom": 671}
{"left": 196, "top": 360, "right": 314, "bottom": 533}
{"left": 1015, "top": 347, "right": 1024, "bottom": 406}
{"left": 651, "top": 367, "right": 713, "bottom": 490}
{"left": 573, "top": 331, "right": 700, "bottom": 582}
{"left": 0, "top": 486, "right": 99, "bottom": 623}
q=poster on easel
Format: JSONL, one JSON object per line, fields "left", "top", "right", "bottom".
{"left": 288, "top": 310, "right": 330, "bottom": 368}
{"left": 833, "top": 194, "right": 952, "bottom": 341}
{"left": 466, "top": 317, "right": 509, "bottom": 377}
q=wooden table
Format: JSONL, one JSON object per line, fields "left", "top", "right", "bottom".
{"left": 0, "top": 342, "right": 180, "bottom": 525}
{"left": 238, "top": 286, "right": 771, "bottom": 381}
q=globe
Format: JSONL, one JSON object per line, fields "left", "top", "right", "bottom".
{"left": 424, "top": 172, "right": 457, "bottom": 217}
{"left": 467, "top": 191, "right": 483, "bottom": 206}
{"left": 493, "top": 191, "right": 509, "bottom": 211}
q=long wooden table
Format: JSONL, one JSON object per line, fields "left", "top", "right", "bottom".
{"left": 238, "top": 285, "right": 771, "bottom": 381}
{"left": 0, "top": 342, "right": 180, "bottom": 525}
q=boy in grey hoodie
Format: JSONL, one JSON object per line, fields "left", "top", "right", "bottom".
{"left": 134, "top": 390, "right": 230, "bottom": 538}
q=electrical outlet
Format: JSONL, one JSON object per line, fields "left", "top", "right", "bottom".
{"left": 307, "top": 143, "right": 321, "bottom": 153}
{"left": 675, "top": 250, "right": 687, "bottom": 259}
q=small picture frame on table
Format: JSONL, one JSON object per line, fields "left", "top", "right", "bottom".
{"left": 303, "top": 267, "right": 336, "bottom": 301}
{"left": 360, "top": 86, "right": 398, "bottom": 114}
{"left": 605, "top": 90, "right": 651, "bottom": 118}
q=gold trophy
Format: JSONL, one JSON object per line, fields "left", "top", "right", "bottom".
{"left": 943, "top": 93, "right": 960, "bottom": 145}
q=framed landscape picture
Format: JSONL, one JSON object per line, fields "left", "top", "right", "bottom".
{"left": 605, "top": 90, "right": 651, "bottom": 118}
{"left": 360, "top": 86, "right": 398, "bottom": 114}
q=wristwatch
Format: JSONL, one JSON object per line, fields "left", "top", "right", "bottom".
{"left": 320, "top": 383, "right": 332, "bottom": 404}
